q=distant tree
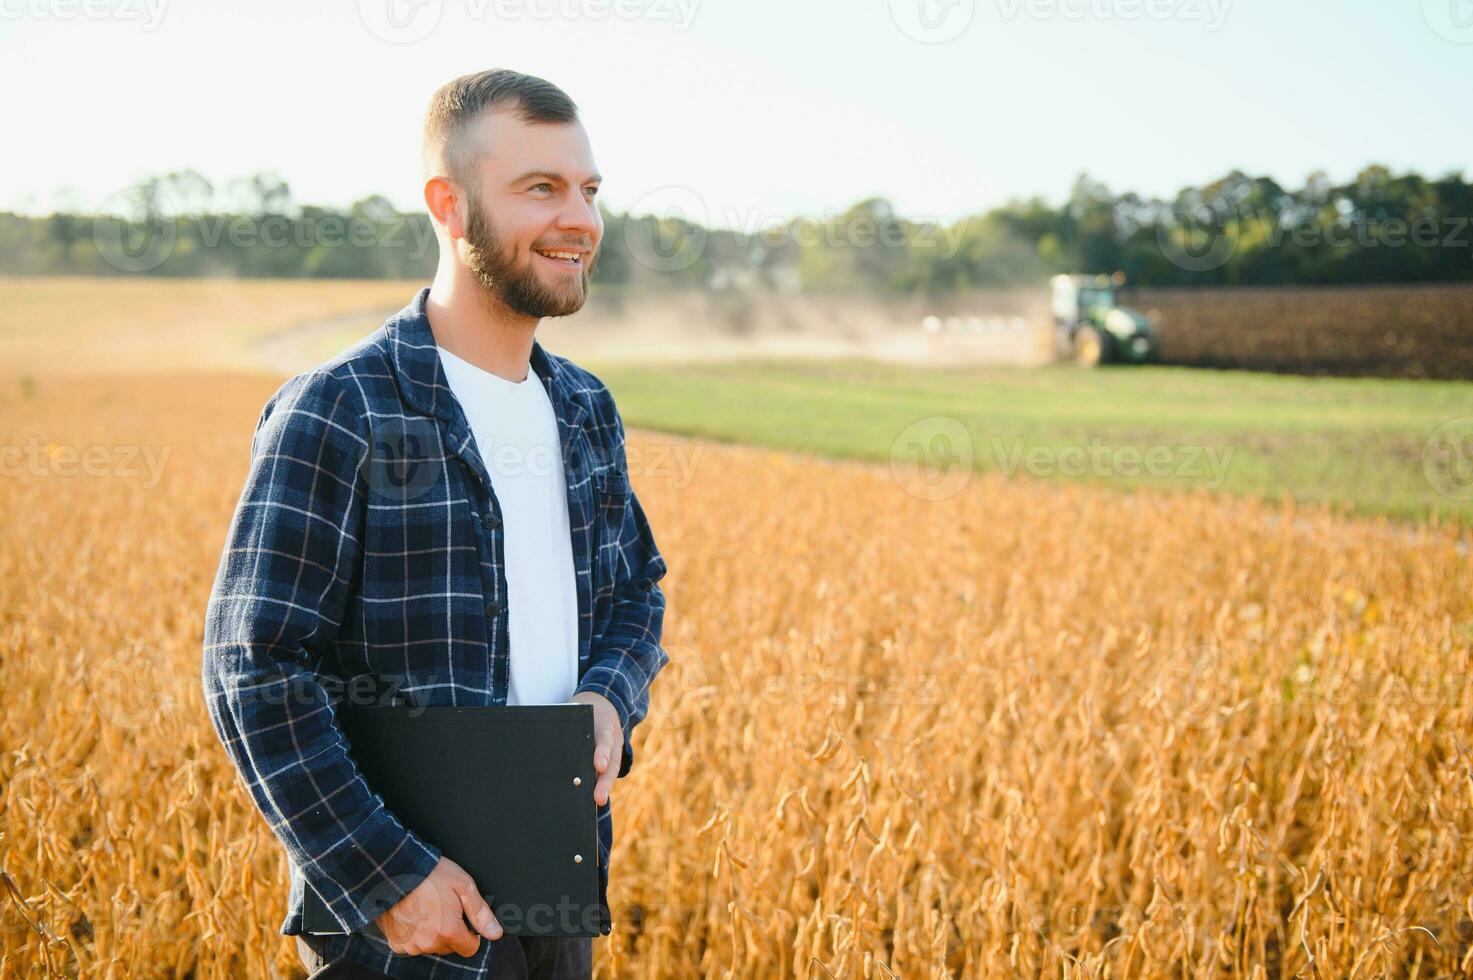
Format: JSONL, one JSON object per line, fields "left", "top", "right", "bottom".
{"left": 5, "top": 165, "right": 1470, "bottom": 287}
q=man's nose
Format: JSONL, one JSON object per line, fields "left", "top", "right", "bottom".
{"left": 556, "top": 190, "right": 599, "bottom": 238}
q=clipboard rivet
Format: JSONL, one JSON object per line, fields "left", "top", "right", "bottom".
{"left": 574, "top": 854, "right": 583, "bottom": 863}
{"left": 573, "top": 776, "right": 582, "bottom": 786}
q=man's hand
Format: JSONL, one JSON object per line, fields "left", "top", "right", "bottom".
{"left": 375, "top": 856, "right": 501, "bottom": 957}
{"left": 570, "top": 691, "right": 622, "bottom": 806}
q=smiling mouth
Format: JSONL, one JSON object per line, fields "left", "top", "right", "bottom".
{"left": 533, "top": 248, "right": 585, "bottom": 270}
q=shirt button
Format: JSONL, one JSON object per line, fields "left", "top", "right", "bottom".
{"left": 485, "top": 599, "right": 501, "bottom": 618}
{"left": 482, "top": 511, "right": 500, "bottom": 530}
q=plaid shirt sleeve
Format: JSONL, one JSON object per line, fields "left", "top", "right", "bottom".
{"left": 201, "top": 369, "right": 442, "bottom": 934}
{"left": 573, "top": 393, "right": 670, "bottom": 780}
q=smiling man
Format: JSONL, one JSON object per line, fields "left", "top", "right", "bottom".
{"left": 202, "top": 69, "right": 669, "bottom": 980}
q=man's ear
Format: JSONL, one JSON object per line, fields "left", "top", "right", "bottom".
{"left": 424, "top": 176, "right": 465, "bottom": 240}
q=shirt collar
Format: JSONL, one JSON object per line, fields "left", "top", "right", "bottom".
{"left": 387, "top": 285, "right": 580, "bottom": 426}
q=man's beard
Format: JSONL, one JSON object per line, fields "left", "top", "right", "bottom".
{"left": 463, "top": 198, "right": 596, "bottom": 319}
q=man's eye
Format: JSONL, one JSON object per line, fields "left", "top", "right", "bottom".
{"left": 531, "top": 182, "right": 553, "bottom": 192}
{"left": 584, "top": 186, "right": 599, "bottom": 198}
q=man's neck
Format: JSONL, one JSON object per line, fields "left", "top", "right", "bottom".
{"left": 425, "top": 270, "right": 539, "bottom": 384}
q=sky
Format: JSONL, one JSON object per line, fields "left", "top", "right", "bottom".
{"left": 1, "top": 0, "right": 1470, "bottom": 231}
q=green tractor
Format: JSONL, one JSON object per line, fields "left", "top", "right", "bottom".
{"left": 1050, "top": 273, "right": 1161, "bottom": 367}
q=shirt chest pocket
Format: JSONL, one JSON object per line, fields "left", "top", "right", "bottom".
{"left": 592, "top": 469, "right": 630, "bottom": 590}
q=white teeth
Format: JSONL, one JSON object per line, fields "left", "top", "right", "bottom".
{"left": 537, "top": 249, "right": 580, "bottom": 261}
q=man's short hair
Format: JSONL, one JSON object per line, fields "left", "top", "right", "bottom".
{"left": 422, "top": 69, "right": 579, "bottom": 190}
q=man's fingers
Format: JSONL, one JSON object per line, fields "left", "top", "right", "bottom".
{"left": 378, "top": 857, "right": 502, "bottom": 958}
{"left": 595, "top": 763, "right": 616, "bottom": 806}
{"left": 456, "top": 880, "right": 503, "bottom": 941}
{"left": 595, "top": 725, "right": 616, "bottom": 771}
{"left": 592, "top": 725, "right": 618, "bottom": 804}
{"left": 437, "top": 908, "right": 482, "bottom": 958}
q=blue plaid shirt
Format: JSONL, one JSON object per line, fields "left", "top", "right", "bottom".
{"left": 202, "top": 286, "right": 668, "bottom": 978}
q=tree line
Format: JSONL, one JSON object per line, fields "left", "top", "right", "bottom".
{"left": 3, "top": 165, "right": 1468, "bottom": 292}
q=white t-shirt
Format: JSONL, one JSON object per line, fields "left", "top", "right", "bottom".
{"left": 436, "top": 345, "right": 580, "bottom": 707}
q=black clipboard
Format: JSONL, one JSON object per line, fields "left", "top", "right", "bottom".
{"left": 300, "top": 703, "right": 607, "bottom": 938}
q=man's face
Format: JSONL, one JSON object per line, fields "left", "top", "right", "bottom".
{"left": 458, "top": 110, "right": 603, "bottom": 319}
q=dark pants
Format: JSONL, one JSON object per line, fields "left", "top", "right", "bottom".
{"left": 296, "top": 934, "right": 593, "bottom": 979}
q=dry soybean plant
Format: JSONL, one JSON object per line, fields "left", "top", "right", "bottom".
{"left": 2, "top": 375, "right": 1471, "bottom": 977}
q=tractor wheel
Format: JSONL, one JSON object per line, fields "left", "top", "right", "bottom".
{"left": 1073, "top": 325, "right": 1111, "bottom": 367}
